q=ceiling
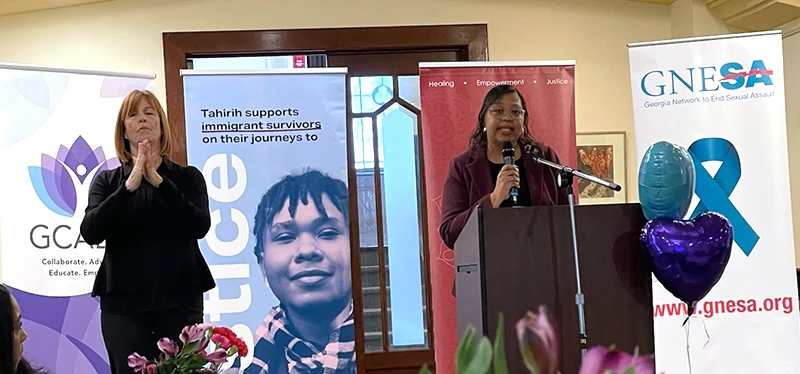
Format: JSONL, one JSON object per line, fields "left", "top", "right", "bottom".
{"left": 0, "top": 0, "right": 797, "bottom": 32}
{"left": 624, "top": 0, "right": 800, "bottom": 31}
{"left": 626, "top": 0, "right": 677, "bottom": 3}
{"left": 0, "top": 0, "right": 112, "bottom": 17}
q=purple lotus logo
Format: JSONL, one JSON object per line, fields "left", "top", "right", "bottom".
{"left": 28, "top": 136, "right": 120, "bottom": 217}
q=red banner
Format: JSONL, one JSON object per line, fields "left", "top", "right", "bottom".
{"left": 419, "top": 62, "right": 576, "bottom": 373}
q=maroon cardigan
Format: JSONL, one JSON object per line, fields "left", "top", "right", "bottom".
{"left": 438, "top": 143, "right": 570, "bottom": 250}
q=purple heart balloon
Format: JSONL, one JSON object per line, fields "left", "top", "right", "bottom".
{"left": 641, "top": 212, "right": 733, "bottom": 315}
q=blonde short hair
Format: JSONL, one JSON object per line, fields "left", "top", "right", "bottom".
{"left": 113, "top": 90, "right": 171, "bottom": 163}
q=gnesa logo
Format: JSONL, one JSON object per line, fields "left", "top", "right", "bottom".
{"left": 28, "top": 136, "right": 120, "bottom": 217}
{"left": 640, "top": 60, "right": 774, "bottom": 97}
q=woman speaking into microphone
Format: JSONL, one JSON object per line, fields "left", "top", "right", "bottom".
{"left": 438, "top": 84, "right": 570, "bottom": 251}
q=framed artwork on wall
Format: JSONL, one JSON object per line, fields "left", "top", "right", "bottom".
{"left": 575, "top": 131, "right": 627, "bottom": 205}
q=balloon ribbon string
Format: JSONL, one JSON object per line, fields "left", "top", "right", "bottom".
{"left": 684, "top": 312, "right": 712, "bottom": 374}
{"left": 695, "top": 314, "right": 711, "bottom": 349}
{"left": 684, "top": 315, "right": 693, "bottom": 374}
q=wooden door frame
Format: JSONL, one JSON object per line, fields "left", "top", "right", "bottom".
{"left": 162, "top": 24, "right": 488, "bottom": 373}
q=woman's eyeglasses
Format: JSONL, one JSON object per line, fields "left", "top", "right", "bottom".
{"left": 488, "top": 108, "right": 525, "bottom": 118}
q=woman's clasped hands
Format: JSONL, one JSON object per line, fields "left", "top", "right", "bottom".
{"left": 125, "top": 139, "right": 163, "bottom": 191}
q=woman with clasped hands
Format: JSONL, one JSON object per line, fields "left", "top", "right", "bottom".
{"left": 79, "top": 90, "right": 216, "bottom": 374}
{"left": 438, "top": 84, "right": 570, "bottom": 251}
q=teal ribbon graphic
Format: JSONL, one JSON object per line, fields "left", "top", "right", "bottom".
{"left": 688, "top": 138, "right": 759, "bottom": 256}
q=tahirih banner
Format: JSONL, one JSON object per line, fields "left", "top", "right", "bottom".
{"left": 182, "top": 68, "right": 355, "bottom": 373}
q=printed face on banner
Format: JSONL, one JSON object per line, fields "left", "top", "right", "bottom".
{"left": 183, "top": 71, "right": 352, "bottom": 371}
{"left": 257, "top": 190, "right": 351, "bottom": 315}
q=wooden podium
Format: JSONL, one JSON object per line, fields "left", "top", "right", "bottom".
{"left": 454, "top": 203, "right": 654, "bottom": 374}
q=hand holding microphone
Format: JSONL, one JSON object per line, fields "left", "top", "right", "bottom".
{"left": 490, "top": 141, "right": 520, "bottom": 208}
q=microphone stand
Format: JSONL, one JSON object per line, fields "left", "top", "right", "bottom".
{"left": 525, "top": 145, "right": 622, "bottom": 358}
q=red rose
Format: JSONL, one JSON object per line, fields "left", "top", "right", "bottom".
{"left": 213, "top": 327, "right": 237, "bottom": 341}
{"left": 235, "top": 338, "right": 249, "bottom": 357}
{"left": 211, "top": 333, "right": 232, "bottom": 349}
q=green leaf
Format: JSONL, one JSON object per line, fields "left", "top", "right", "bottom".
{"left": 419, "top": 363, "right": 434, "bottom": 374}
{"left": 622, "top": 366, "right": 636, "bottom": 374}
{"left": 519, "top": 337, "right": 540, "bottom": 374}
{"left": 463, "top": 337, "right": 493, "bottom": 374}
{"left": 493, "top": 314, "right": 508, "bottom": 374}
{"left": 457, "top": 325, "right": 478, "bottom": 373}
{"left": 179, "top": 341, "right": 200, "bottom": 357}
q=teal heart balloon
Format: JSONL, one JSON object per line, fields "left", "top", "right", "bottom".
{"left": 638, "top": 141, "right": 696, "bottom": 220}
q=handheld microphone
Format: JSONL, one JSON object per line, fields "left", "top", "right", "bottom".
{"left": 501, "top": 141, "right": 518, "bottom": 205}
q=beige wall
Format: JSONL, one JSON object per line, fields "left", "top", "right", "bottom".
{"left": 670, "top": 0, "right": 740, "bottom": 37}
{"left": 0, "top": 0, "right": 671, "bottom": 184}
{"left": 0, "top": 0, "right": 673, "bottom": 270}
{"left": 783, "top": 28, "right": 800, "bottom": 268}
{"left": 0, "top": 3, "right": 796, "bottom": 262}
{"left": 2, "top": 0, "right": 799, "bottom": 266}
{"left": 0, "top": 0, "right": 800, "bottom": 267}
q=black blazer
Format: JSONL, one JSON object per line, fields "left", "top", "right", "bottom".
{"left": 80, "top": 157, "right": 216, "bottom": 313}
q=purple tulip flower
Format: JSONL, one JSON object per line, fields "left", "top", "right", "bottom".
{"left": 579, "top": 346, "right": 655, "bottom": 374}
{"left": 516, "top": 306, "right": 559, "bottom": 374}
{"left": 157, "top": 338, "right": 180, "bottom": 357}
{"left": 180, "top": 324, "right": 206, "bottom": 344}
{"left": 195, "top": 336, "right": 210, "bottom": 353}
{"left": 205, "top": 348, "right": 230, "bottom": 364}
{"left": 126, "top": 353, "right": 149, "bottom": 373}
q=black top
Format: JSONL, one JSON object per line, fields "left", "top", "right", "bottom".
{"left": 489, "top": 159, "right": 532, "bottom": 207}
{"left": 79, "top": 157, "right": 216, "bottom": 314}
